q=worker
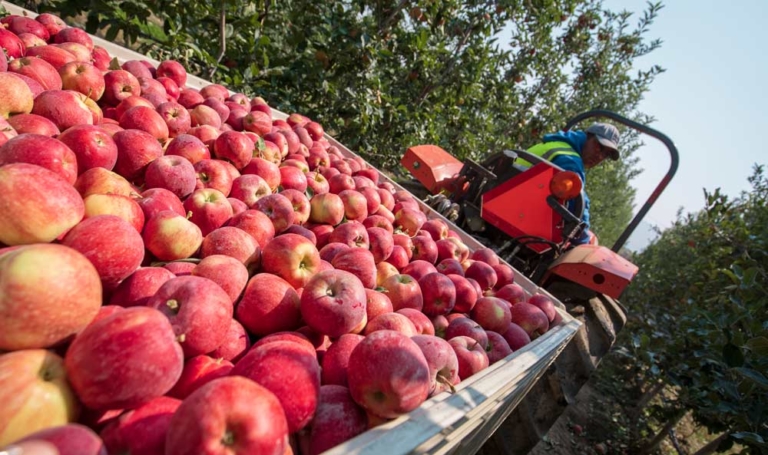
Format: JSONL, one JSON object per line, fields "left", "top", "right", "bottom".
{"left": 523, "top": 123, "right": 621, "bottom": 245}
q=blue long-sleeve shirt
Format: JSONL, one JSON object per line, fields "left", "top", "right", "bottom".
{"left": 540, "top": 131, "right": 591, "bottom": 245}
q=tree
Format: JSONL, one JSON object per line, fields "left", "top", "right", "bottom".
{"left": 15, "top": 0, "right": 664, "bottom": 245}
{"left": 618, "top": 166, "right": 768, "bottom": 454}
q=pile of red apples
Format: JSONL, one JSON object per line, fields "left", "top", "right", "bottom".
{"left": 0, "top": 11, "right": 560, "bottom": 455}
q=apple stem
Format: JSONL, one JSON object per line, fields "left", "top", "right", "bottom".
{"left": 436, "top": 375, "right": 456, "bottom": 394}
{"left": 186, "top": 210, "right": 194, "bottom": 220}
{"left": 221, "top": 430, "right": 235, "bottom": 446}
{"left": 176, "top": 333, "right": 186, "bottom": 343}
{"left": 166, "top": 299, "right": 180, "bottom": 312}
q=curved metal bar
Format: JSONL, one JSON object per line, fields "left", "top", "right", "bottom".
{"left": 564, "top": 109, "right": 679, "bottom": 253}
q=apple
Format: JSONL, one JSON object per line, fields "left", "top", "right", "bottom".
{"left": 328, "top": 221, "right": 369, "bottom": 249}
{"left": 492, "top": 263, "right": 515, "bottom": 289}
{"left": 119, "top": 106, "right": 169, "bottom": 143}
{"left": 166, "top": 134, "right": 209, "bottom": 164}
{"left": 261, "top": 234, "right": 321, "bottom": 289}
{"left": 448, "top": 336, "right": 490, "bottom": 380}
{"left": 32, "top": 90, "right": 94, "bottom": 131}
{"left": 201, "top": 226, "right": 261, "bottom": 269}
{"left": 167, "top": 355, "right": 234, "bottom": 400}
{"left": 436, "top": 237, "right": 471, "bottom": 263}
{"left": 377, "top": 188, "right": 395, "bottom": 211}
{"left": 436, "top": 258, "right": 464, "bottom": 276}
{"left": 365, "top": 312, "right": 418, "bottom": 336}
{"left": 338, "top": 189, "right": 368, "bottom": 222}
{"left": 165, "top": 262, "right": 197, "bottom": 277}
{"left": 226, "top": 209, "right": 275, "bottom": 248}
{"left": 147, "top": 276, "right": 233, "bottom": 357}
{"left": 121, "top": 59, "right": 154, "bottom": 80}
{"left": 0, "top": 73, "right": 35, "bottom": 120}
{"left": 465, "top": 261, "right": 498, "bottom": 291}
{"left": 509, "top": 302, "right": 550, "bottom": 338}
{"left": 284, "top": 225, "right": 317, "bottom": 244}
{"left": 230, "top": 174, "right": 272, "bottom": 207}
{"left": 445, "top": 317, "right": 489, "bottom": 349}
{"left": 300, "top": 269, "right": 367, "bottom": 338}
{"left": 102, "top": 70, "right": 141, "bottom": 106}
{"left": 448, "top": 274, "right": 478, "bottom": 313}
{"left": 136, "top": 187, "right": 185, "bottom": 220}
{"left": 411, "top": 335, "right": 460, "bottom": 396}
{"left": 36, "top": 13, "right": 67, "bottom": 36}
{"left": 393, "top": 233, "right": 414, "bottom": 259}
{"left": 74, "top": 167, "right": 135, "bottom": 197}
{"left": 471, "top": 297, "right": 512, "bottom": 333}
{"left": 24, "top": 44, "right": 75, "bottom": 70}
{"left": 486, "top": 331, "right": 513, "bottom": 364}
{"left": 401, "top": 260, "right": 438, "bottom": 281}
{"left": 375, "top": 262, "right": 399, "bottom": 286}
{"left": 192, "top": 254, "right": 249, "bottom": 304}
{"left": 0, "top": 350, "right": 79, "bottom": 445}
{"left": 59, "top": 62, "right": 105, "bottom": 101}
{"left": 4, "top": 16, "right": 50, "bottom": 40}
{"left": 231, "top": 341, "right": 321, "bottom": 433}
{"left": 307, "top": 385, "right": 368, "bottom": 455}
{"left": 321, "top": 334, "right": 365, "bottom": 387}
{"left": 112, "top": 129, "right": 164, "bottom": 183}
{"left": 0, "top": 133, "right": 78, "bottom": 184}
{"left": 411, "top": 234, "right": 438, "bottom": 264}
{"left": 165, "top": 376, "right": 288, "bottom": 455}
{"left": 53, "top": 27, "right": 94, "bottom": 50}
{"left": 242, "top": 157, "right": 281, "bottom": 190}
{"left": 384, "top": 245, "right": 410, "bottom": 270}
{"left": 211, "top": 131, "right": 252, "bottom": 170}
{"left": 141, "top": 155, "right": 196, "bottom": 199}
{"left": 235, "top": 272, "right": 302, "bottom": 336}
{"left": 142, "top": 210, "right": 203, "bottom": 261}
{"left": 58, "top": 124, "right": 119, "bottom": 172}
{"left": 183, "top": 188, "right": 234, "bottom": 236}
{"left": 366, "top": 226, "right": 394, "bottom": 264}
{"left": 62, "top": 215, "right": 144, "bottom": 288}
{"left": 419, "top": 272, "right": 457, "bottom": 316}
{"left": 528, "top": 294, "right": 558, "bottom": 323}
{"left": 254, "top": 193, "right": 295, "bottom": 233}
{"left": 252, "top": 331, "right": 316, "bottom": 355}
{"left": 331, "top": 247, "right": 376, "bottom": 289}
{"left": 363, "top": 214, "right": 394, "bottom": 234}
{"left": 381, "top": 273, "right": 423, "bottom": 311}
{"left": 190, "top": 104, "right": 222, "bottom": 129}
{"left": 278, "top": 165, "right": 307, "bottom": 193}
{"left": 83, "top": 193, "right": 144, "bottom": 232}
{"left": 15, "top": 424, "right": 105, "bottom": 455}
{"left": 209, "top": 318, "right": 251, "bottom": 363}
{"left": 65, "top": 306, "right": 183, "bottom": 409}
{"left": 329, "top": 173, "right": 355, "bottom": 193}
{"left": 109, "top": 267, "right": 175, "bottom": 307}
{"left": 193, "top": 159, "right": 235, "bottom": 196}
{"left": 421, "top": 219, "right": 449, "bottom": 241}
{"left": 502, "top": 322, "right": 531, "bottom": 351}
{"left": 0, "top": 163, "right": 85, "bottom": 245}
{"left": 6, "top": 113, "right": 59, "bottom": 137}
{"left": 100, "top": 396, "right": 181, "bottom": 455}
{"left": 9, "top": 57, "right": 62, "bottom": 91}
{"left": 319, "top": 242, "right": 350, "bottom": 263}
{"left": 309, "top": 192, "right": 345, "bottom": 226}
{"left": 495, "top": 283, "right": 527, "bottom": 306}
{"left": 310, "top": 223, "right": 335, "bottom": 248}
{"left": 347, "top": 330, "right": 431, "bottom": 418}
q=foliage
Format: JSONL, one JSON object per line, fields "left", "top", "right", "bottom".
{"left": 618, "top": 165, "right": 768, "bottom": 453}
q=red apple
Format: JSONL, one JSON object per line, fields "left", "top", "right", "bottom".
{"left": 201, "top": 226, "right": 261, "bottom": 269}
{"left": 502, "top": 322, "right": 531, "bottom": 351}
{"left": 102, "top": 70, "right": 141, "bottom": 106}
{"left": 363, "top": 214, "right": 394, "bottom": 234}
{"left": 59, "top": 62, "right": 105, "bottom": 101}
{"left": 230, "top": 174, "right": 272, "bottom": 207}
{"left": 6, "top": 113, "right": 59, "bottom": 137}
{"left": 242, "top": 157, "right": 281, "bottom": 191}
{"left": 109, "top": 267, "right": 175, "bottom": 307}
{"left": 309, "top": 192, "right": 345, "bottom": 226}
{"left": 231, "top": 341, "right": 321, "bottom": 433}
{"left": 375, "top": 261, "right": 399, "bottom": 286}
{"left": 58, "top": 124, "right": 119, "bottom": 172}
{"left": 528, "top": 294, "right": 558, "bottom": 323}
{"left": 192, "top": 254, "right": 249, "bottom": 304}
{"left": 9, "top": 57, "right": 62, "bottom": 91}
{"left": 165, "top": 376, "right": 288, "bottom": 455}
{"left": 307, "top": 385, "right": 367, "bottom": 455}
{"left": 495, "top": 283, "right": 527, "bottom": 306}
{"left": 83, "top": 193, "right": 144, "bottom": 232}
{"left": 419, "top": 272, "right": 457, "bottom": 317}
{"left": 509, "top": 302, "right": 550, "bottom": 338}
{"left": 194, "top": 159, "right": 234, "bottom": 196}
{"left": 235, "top": 273, "right": 301, "bottom": 336}
{"left": 321, "top": 335, "right": 365, "bottom": 387}
{"left": 147, "top": 276, "right": 233, "bottom": 357}
{"left": 209, "top": 318, "right": 251, "bottom": 363}
{"left": 136, "top": 187, "right": 185, "bottom": 219}
{"left": 0, "top": 164, "right": 84, "bottom": 246}
{"left": 338, "top": 189, "right": 368, "bottom": 222}
{"left": 254, "top": 193, "right": 296, "bottom": 233}
{"left": 465, "top": 261, "right": 498, "bottom": 291}
{"left": 331, "top": 247, "right": 377, "bottom": 289}
{"left": 32, "top": 90, "right": 94, "bottom": 131}
{"left": 4, "top": 16, "right": 50, "bottom": 41}
{"left": 381, "top": 273, "right": 423, "bottom": 311}
{"left": 328, "top": 221, "right": 369, "bottom": 249}
{"left": 166, "top": 134, "right": 209, "bottom": 164}
{"left": 65, "top": 307, "right": 184, "bottom": 409}
{"left": 165, "top": 261, "right": 197, "bottom": 277}
{"left": 471, "top": 247, "right": 500, "bottom": 266}
{"left": 347, "top": 330, "right": 431, "bottom": 418}
{"left": 143, "top": 155, "right": 196, "bottom": 199}
{"left": 401, "top": 259, "right": 438, "bottom": 281}
{"left": 486, "top": 330, "right": 513, "bottom": 364}
{"left": 411, "top": 234, "right": 438, "bottom": 264}
{"left": 436, "top": 237, "right": 471, "bottom": 263}
{"left": 53, "top": 27, "right": 94, "bottom": 50}
{"left": 100, "top": 396, "right": 181, "bottom": 455}
{"left": 411, "top": 335, "right": 460, "bottom": 396}
{"left": 62, "top": 215, "right": 144, "bottom": 287}
{"left": 0, "top": 350, "right": 79, "bottom": 445}
{"left": 167, "top": 355, "right": 234, "bottom": 400}
{"left": 112, "top": 129, "right": 164, "bottom": 183}
{"left": 0, "top": 133, "right": 78, "bottom": 184}
{"left": 261, "top": 234, "right": 321, "bottom": 289}
{"left": 471, "top": 297, "right": 512, "bottom": 333}
{"left": 365, "top": 312, "right": 417, "bottom": 336}
{"left": 213, "top": 130, "right": 253, "bottom": 170}
{"left": 366, "top": 226, "right": 394, "bottom": 264}
{"left": 445, "top": 317, "right": 489, "bottom": 349}
{"left": 226, "top": 209, "right": 275, "bottom": 248}
{"left": 448, "top": 336, "right": 490, "bottom": 380}
{"left": 143, "top": 210, "right": 203, "bottom": 261}
{"left": 300, "top": 269, "right": 367, "bottom": 337}
{"left": 183, "top": 188, "right": 234, "bottom": 236}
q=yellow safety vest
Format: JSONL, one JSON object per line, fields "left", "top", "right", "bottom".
{"left": 517, "top": 141, "right": 581, "bottom": 168}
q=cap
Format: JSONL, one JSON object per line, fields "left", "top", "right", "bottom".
{"left": 585, "top": 123, "right": 620, "bottom": 160}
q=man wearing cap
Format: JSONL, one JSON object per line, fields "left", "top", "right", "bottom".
{"left": 521, "top": 123, "right": 621, "bottom": 245}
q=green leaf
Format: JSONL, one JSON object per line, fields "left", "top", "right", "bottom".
{"left": 733, "top": 368, "right": 768, "bottom": 389}
{"left": 108, "top": 57, "right": 122, "bottom": 71}
{"left": 723, "top": 343, "right": 745, "bottom": 368}
{"left": 746, "top": 337, "right": 768, "bottom": 355}
{"left": 731, "top": 432, "right": 768, "bottom": 448}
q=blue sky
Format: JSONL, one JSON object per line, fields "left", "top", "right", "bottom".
{"left": 606, "top": 0, "right": 768, "bottom": 229}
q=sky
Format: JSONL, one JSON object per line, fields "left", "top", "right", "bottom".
{"left": 601, "top": 0, "right": 768, "bottom": 230}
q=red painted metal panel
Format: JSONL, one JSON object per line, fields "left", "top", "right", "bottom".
{"left": 546, "top": 245, "right": 639, "bottom": 299}
{"left": 401, "top": 145, "right": 464, "bottom": 194}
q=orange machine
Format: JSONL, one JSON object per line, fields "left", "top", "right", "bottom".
{"left": 400, "top": 110, "right": 678, "bottom": 299}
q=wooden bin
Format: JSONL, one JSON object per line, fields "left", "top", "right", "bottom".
{"left": 0, "top": 3, "right": 582, "bottom": 453}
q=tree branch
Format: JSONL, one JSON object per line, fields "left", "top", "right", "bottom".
{"left": 209, "top": 0, "right": 227, "bottom": 79}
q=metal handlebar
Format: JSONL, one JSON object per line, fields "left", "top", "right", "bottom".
{"left": 564, "top": 110, "right": 679, "bottom": 253}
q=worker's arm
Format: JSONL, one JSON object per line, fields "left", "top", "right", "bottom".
{"left": 550, "top": 155, "right": 591, "bottom": 245}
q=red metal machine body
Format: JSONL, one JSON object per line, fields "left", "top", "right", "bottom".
{"left": 546, "top": 246, "right": 639, "bottom": 299}
{"left": 401, "top": 145, "right": 464, "bottom": 194}
{"left": 481, "top": 163, "right": 564, "bottom": 254}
